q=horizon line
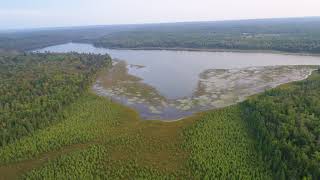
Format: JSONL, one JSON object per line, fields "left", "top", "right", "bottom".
{"left": 1, "top": 15, "right": 320, "bottom": 33}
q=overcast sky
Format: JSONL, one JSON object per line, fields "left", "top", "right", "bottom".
{"left": 1, "top": 0, "right": 320, "bottom": 30}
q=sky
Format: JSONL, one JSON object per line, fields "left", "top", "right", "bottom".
{"left": 1, "top": 0, "right": 320, "bottom": 30}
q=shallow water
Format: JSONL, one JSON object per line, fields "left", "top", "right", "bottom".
{"left": 36, "top": 43, "right": 320, "bottom": 120}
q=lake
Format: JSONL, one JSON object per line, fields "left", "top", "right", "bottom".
{"left": 36, "top": 43, "right": 320, "bottom": 120}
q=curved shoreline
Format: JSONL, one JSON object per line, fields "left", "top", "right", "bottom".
{"left": 154, "top": 68, "right": 318, "bottom": 122}
{"left": 93, "top": 63, "right": 317, "bottom": 122}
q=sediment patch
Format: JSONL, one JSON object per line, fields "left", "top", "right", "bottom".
{"left": 93, "top": 62, "right": 316, "bottom": 120}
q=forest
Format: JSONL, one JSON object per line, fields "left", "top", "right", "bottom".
{"left": 241, "top": 70, "right": 320, "bottom": 179}
{"left": 0, "top": 53, "right": 111, "bottom": 146}
{"left": 94, "top": 18, "right": 320, "bottom": 53}
{"left": 0, "top": 25, "right": 133, "bottom": 51}
{"left": 1, "top": 17, "right": 320, "bottom": 53}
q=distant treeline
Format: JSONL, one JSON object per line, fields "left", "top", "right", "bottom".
{"left": 94, "top": 18, "right": 320, "bottom": 53}
{"left": 0, "top": 53, "right": 111, "bottom": 146}
{"left": 241, "top": 70, "right": 320, "bottom": 179}
{"left": 2, "top": 17, "right": 320, "bottom": 53}
{"left": 0, "top": 25, "right": 136, "bottom": 51}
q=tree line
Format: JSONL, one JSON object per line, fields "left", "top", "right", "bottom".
{"left": 94, "top": 18, "right": 320, "bottom": 53}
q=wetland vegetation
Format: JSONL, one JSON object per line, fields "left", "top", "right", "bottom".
{"left": 94, "top": 59, "right": 315, "bottom": 120}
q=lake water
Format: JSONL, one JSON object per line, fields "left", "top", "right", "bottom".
{"left": 36, "top": 43, "right": 320, "bottom": 120}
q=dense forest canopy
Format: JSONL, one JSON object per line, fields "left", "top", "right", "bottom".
{"left": 242, "top": 70, "right": 320, "bottom": 179}
{"left": 0, "top": 53, "right": 111, "bottom": 146}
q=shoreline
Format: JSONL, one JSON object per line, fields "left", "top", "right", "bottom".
{"left": 34, "top": 41, "right": 320, "bottom": 57}
{"left": 93, "top": 64, "right": 318, "bottom": 123}
{"left": 92, "top": 44, "right": 320, "bottom": 57}
{"left": 151, "top": 68, "right": 318, "bottom": 122}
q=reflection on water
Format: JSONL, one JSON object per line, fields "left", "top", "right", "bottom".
{"left": 36, "top": 43, "right": 320, "bottom": 120}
